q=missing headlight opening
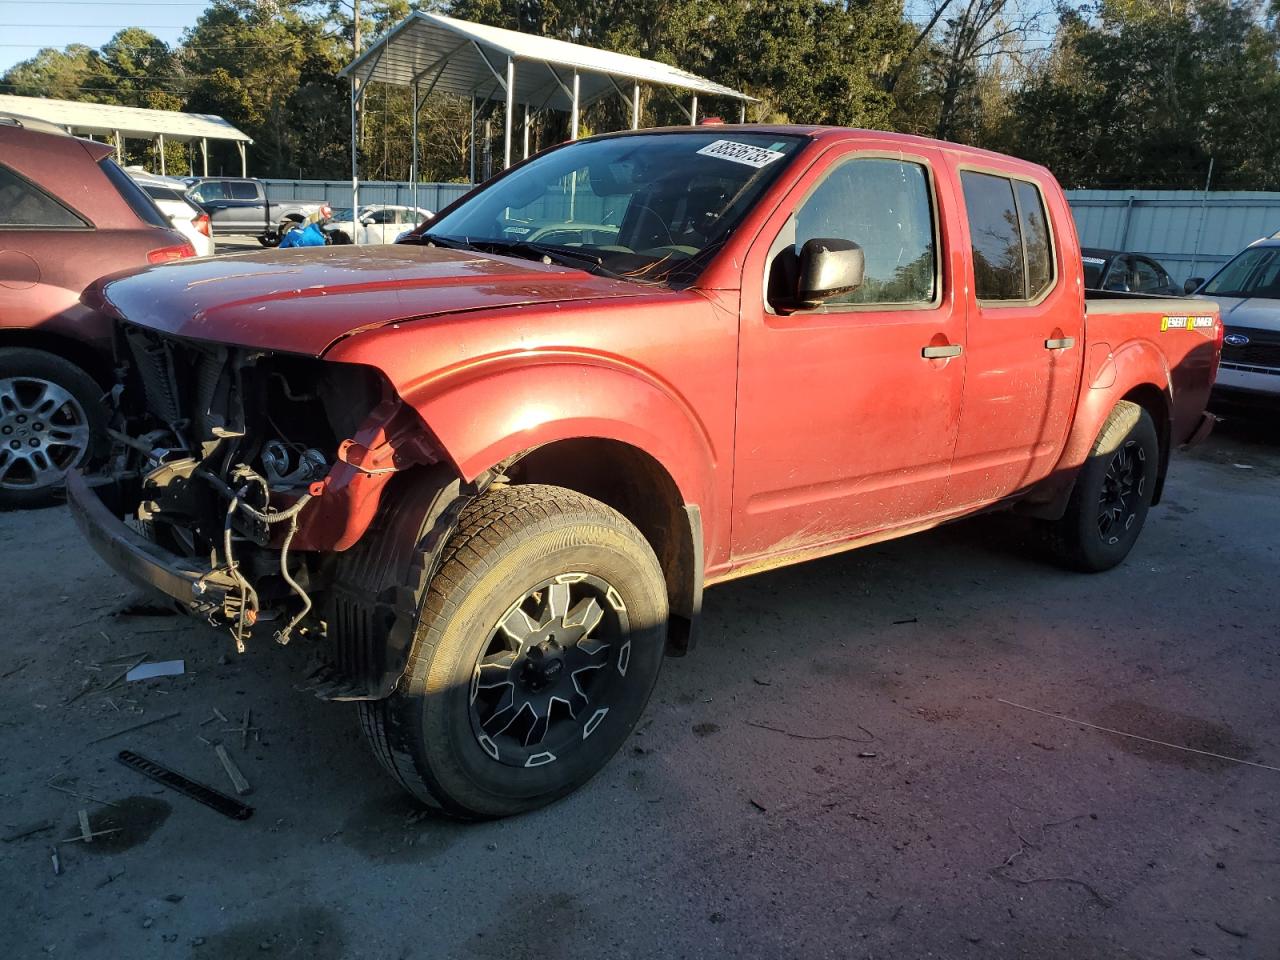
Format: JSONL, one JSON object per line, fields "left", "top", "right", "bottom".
{"left": 104, "top": 323, "right": 434, "bottom": 652}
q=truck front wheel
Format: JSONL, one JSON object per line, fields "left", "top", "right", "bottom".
{"left": 359, "top": 484, "right": 668, "bottom": 818}
{"left": 1042, "top": 400, "right": 1159, "bottom": 572}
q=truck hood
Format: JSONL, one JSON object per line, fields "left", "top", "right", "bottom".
{"left": 85, "top": 244, "right": 662, "bottom": 356}
{"left": 1204, "top": 295, "right": 1280, "bottom": 330}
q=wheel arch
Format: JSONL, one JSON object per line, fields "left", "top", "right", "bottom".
{"left": 1021, "top": 340, "right": 1174, "bottom": 519}
{"left": 0, "top": 328, "right": 112, "bottom": 388}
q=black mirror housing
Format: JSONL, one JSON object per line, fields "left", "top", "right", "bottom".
{"left": 1183, "top": 277, "right": 1205, "bottom": 295}
{"left": 796, "top": 238, "right": 865, "bottom": 307}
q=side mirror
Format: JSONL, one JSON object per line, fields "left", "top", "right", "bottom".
{"left": 796, "top": 238, "right": 865, "bottom": 307}
{"left": 1183, "top": 277, "right": 1204, "bottom": 295}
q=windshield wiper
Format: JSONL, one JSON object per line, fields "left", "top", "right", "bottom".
{"left": 467, "top": 238, "right": 606, "bottom": 271}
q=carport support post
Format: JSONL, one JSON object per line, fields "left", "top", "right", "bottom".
{"left": 237, "top": 141, "right": 246, "bottom": 177}
{"left": 350, "top": 77, "right": 360, "bottom": 219}
{"left": 157, "top": 134, "right": 166, "bottom": 176}
{"left": 738, "top": 102, "right": 746, "bottom": 124}
{"left": 632, "top": 82, "right": 640, "bottom": 129}
{"left": 469, "top": 95, "right": 476, "bottom": 184}
{"left": 504, "top": 56, "right": 514, "bottom": 169}
{"left": 523, "top": 103, "right": 530, "bottom": 160}
{"left": 113, "top": 130, "right": 122, "bottom": 163}
{"left": 411, "top": 79, "right": 419, "bottom": 213}
{"left": 690, "top": 94, "right": 697, "bottom": 125}
{"left": 570, "top": 69, "right": 580, "bottom": 140}
{"left": 201, "top": 138, "right": 208, "bottom": 176}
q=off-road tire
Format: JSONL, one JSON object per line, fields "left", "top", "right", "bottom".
{"left": 1041, "top": 400, "right": 1159, "bottom": 572}
{"left": 0, "top": 348, "right": 105, "bottom": 510}
{"left": 358, "top": 484, "right": 668, "bottom": 819}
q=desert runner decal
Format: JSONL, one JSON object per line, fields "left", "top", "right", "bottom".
{"left": 696, "top": 140, "right": 786, "bottom": 168}
{"left": 1160, "top": 315, "right": 1215, "bottom": 331}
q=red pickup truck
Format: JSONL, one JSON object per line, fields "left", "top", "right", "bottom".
{"left": 69, "top": 126, "right": 1220, "bottom": 818}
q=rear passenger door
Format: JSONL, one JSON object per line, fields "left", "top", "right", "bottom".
{"left": 947, "top": 169, "right": 1082, "bottom": 508}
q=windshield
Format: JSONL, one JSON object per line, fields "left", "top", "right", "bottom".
{"left": 422, "top": 132, "right": 805, "bottom": 284}
{"left": 1203, "top": 246, "right": 1280, "bottom": 299}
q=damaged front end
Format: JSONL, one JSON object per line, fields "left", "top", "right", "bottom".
{"left": 72, "top": 322, "right": 440, "bottom": 657}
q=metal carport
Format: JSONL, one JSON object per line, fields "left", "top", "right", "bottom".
{"left": 339, "top": 12, "right": 755, "bottom": 213}
{"left": 0, "top": 93, "right": 252, "bottom": 176}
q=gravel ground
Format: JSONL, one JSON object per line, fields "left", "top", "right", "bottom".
{"left": 1, "top": 416, "right": 1277, "bottom": 960}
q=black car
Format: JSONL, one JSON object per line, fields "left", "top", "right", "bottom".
{"left": 1082, "top": 247, "right": 1180, "bottom": 296}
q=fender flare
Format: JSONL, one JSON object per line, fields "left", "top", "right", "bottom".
{"left": 1021, "top": 339, "right": 1173, "bottom": 519}
{"left": 398, "top": 351, "right": 721, "bottom": 519}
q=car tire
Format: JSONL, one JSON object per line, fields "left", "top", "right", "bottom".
{"left": 1040, "top": 400, "right": 1159, "bottom": 572}
{"left": 0, "top": 348, "right": 106, "bottom": 510}
{"left": 358, "top": 483, "right": 668, "bottom": 819}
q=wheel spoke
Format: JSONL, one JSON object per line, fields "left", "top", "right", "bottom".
{"left": 563, "top": 596, "right": 603, "bottom": 637}
{"left": 475, "top": 651, "right": 516, "bottom": 690}
{"left": 497, "top": 604, "right": 538, "bottom": 646}
{"left": 481, "top": 689, "right": 523, "bottom": 737}
{"left": 46, "top": 424, "right": 90, "bottom": 453}
{"left": 545, "top": 581, "right": 571, "bottom": 622}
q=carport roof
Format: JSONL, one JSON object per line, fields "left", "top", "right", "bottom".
{"left": 0, "top": 93, "right": 252, "bottom": 143}
{"left": 339, "top": 12, "right": 755, "bottom": 109}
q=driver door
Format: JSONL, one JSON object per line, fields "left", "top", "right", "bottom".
{"left": 730, "top": 145, "right": 967, "bottom": 562}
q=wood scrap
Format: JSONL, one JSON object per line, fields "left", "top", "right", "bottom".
{"left": 86, "top": 710, "right": 181, "bottom": 745}
{"left": 215, "top": 744, "right": 252, "bottom": 796}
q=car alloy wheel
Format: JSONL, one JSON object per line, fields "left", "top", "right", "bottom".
{"left": 0, "top": 375, "right": 91, "bottom": 492}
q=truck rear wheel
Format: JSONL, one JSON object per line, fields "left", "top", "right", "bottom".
{"left": 1041, "top": 400, "right": 1159, "bottom": 572}
{"left": 358, "top": 484, "right": 668, "bottom": 819}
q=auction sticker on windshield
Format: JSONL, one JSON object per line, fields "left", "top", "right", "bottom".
{"left": 696, "top": 140, "right": 786, "bottom": 168}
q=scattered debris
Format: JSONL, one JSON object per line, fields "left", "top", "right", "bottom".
{"left": 3, "top": 819, "right": 54, "bottom": 842}
{"left": 86, "top": 711, "right": 181, "bottom": 746}
{"left": 78, "top": 809, "right": 92, "bottom": 844}
{"left": 214, "top": 744, "right": 253, "bottom": 796}
{"left": 1, "top": 660, "right": 30, "bottom": 680}
{"left": 745, "top": 719, "right": 875, "bottom": 743}
{"left": 213, "top": 707, "right": 229, "bottom": 723}
{"left": 751, "top": 677, "right": 772, "bottom": 686}
{"left": 997, "top": 699, "right": 1280, "bottom": 773}
{"left": 858, "top": 752, "right": 878, "bottom": 758}
{"left": 95, "top": 868, "right": 126, "bottom": 889}
{"left": 60, "top": 827, "right": 123, "bottom": 844}
{"left": 101, "top": 655, "right": 150, "bottom": 694}
{"left": 126, "top": 660, "right": 185, "bottom": 682}
{"left": 1231, "top": 463, "right": 1254, "bottom": 470}
{"left": 45, "top": 776, "right": 119, "bottom": 807}
{"left": 892, "top": 617, "right": 918, "bottom": 625}
{"left": 117, "top": 750, "right": 253, "bottom": 820}
{"left": 749, "top": 798, "right": 767, "bottom": 812}
{"left": 50, "top": 846, "right": 61, "bottom": 876}
{"left": 994, "top": 871, "right": 1112, "bottom": 908}
{"left": 1214, "top": 920, "right": 1247, "bottom": 938}
{"left": 239, "top": 708, "right": 252, "bottom": 750}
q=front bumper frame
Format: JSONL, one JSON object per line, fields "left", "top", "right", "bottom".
{"left": 66, "top": 468, "right": 235, "bottom": 613}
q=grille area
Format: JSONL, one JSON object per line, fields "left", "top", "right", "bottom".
{"left": 1221, "top": 326, "right": 1280, "bottom": 371}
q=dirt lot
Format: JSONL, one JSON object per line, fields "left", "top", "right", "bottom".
{"left": 2, "top": 417, "right": 1277, "bottom": 960}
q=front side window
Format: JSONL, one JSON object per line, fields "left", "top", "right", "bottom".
{"left": 789, "top": 157, "right": 936, "bottom": 306}
{"left": 189, "top": 181, "right": 225, "bottom": 202}
{"left": 228, "top": 181, "right": 258, "bottom": 201}
{"left": 423, "top": 132, "right": 803, "bottom": 285}
{"left": 1203, "top": 246, "right": 1280, "bottom": 299}
{"left": 962, "top": 171, "right": 1055, "bottom": 302}
{"left": 0, "top": 165, "right": 86, "bottom": 228}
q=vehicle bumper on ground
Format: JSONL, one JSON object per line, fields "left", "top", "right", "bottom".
{"left": 66, "top": 468, "right": 232, "bottom": 612}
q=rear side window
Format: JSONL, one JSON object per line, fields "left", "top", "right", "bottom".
{"left": 98, "top": 159, "right": 171, "bottom": 229}
{"left": 143, "top": 184, "right": 189, "bottom": 204}
{"left": 228, "top": 180, "right": 258, "bottom": 200}
{"left": 961, "top": 170, "right": 1055, "bottom": 302}
{"left": 0, "top": 165, "right": 86, "bottom": 228}
{"left": 792, "top": 157, "right": 937, "bottom": 305}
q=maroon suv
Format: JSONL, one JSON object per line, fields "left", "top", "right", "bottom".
{"left": 0, "top": 117, "right": 194, "bottom": 507}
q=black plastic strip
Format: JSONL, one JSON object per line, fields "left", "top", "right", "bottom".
{"left": 117, "top": 750, "right": 254, "bottom": 821}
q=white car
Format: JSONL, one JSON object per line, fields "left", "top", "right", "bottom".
{"left": 127, "top": 170, "right": 216, "bottom": 257}
{"left": 327, "top": 204, "right": 432, "bottom": 244}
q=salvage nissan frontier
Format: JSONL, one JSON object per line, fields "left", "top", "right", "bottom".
{"left": 69, "top": 127, "right": 1221, "bottom": 818}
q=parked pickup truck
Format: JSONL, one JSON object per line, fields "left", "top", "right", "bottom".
{"left": 69, "top": 127, "right": 1220, "bottom": 818}
{"left": 182, "top": 176, "right": 320, "bottom": 246}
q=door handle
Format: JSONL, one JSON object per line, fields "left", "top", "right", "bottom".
{"left": 1044, "top": 337, "right": 1076, "bottom": 350}
{"left": 922, "top": 344, "right": 963, "bottom": 359}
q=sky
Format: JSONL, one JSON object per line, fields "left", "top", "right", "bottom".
{"left": 0, "top": 0, "right": 211, "bottom": 74}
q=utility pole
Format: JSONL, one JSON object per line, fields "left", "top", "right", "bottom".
{"left": 353, "top": 0, "right": 361, "bottom": 57}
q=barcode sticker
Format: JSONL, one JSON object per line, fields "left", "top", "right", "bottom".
{"left": 695, "top": 140, "right": 786, "bottom": 168}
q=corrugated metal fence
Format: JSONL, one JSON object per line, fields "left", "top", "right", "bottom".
{"left": 1065, "top": 189, "right": 1280, "bottom": 284}
{"left": 261, "top": 179, "right": 473, "bottom": 212}
{"left": 263, "top": 179, "right": 1280, "bottom": 283}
